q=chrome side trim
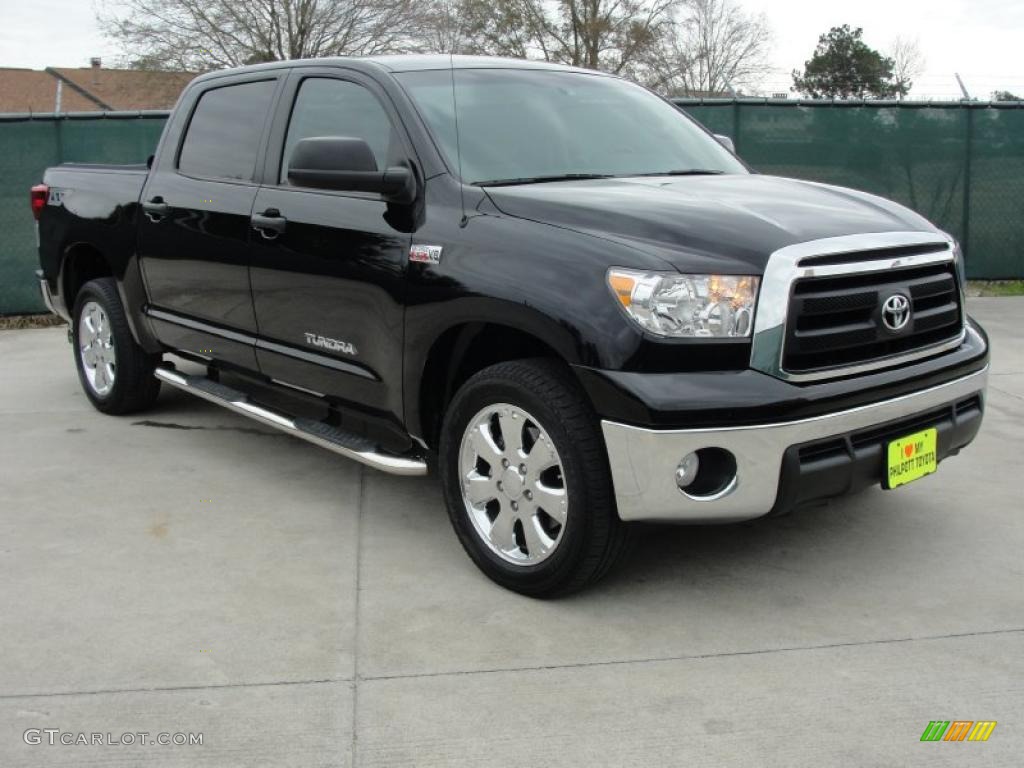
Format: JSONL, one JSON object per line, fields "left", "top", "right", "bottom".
{"left": 154, "top": 366, "right": 427, "bottom": 476}
{"left": 146, "top": 306, "right": 376, "bottom": 380}
{"left": 257, "top": 337, "right": 377, "bottom": 380}
{"left": 602, "top": 363, "right": 988, "bottom": 523}
{"left": 147, "top": 306, "right": 254, "bottom": 344}
{"left": 270, "top": 378, "right": 327, "bottom": 398}
{"left": 751, "top": 231, "right": 964, "bottom": 382}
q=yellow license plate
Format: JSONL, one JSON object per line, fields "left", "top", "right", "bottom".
{"left": 886, "top": 428, "right": 938, "bottom": 489}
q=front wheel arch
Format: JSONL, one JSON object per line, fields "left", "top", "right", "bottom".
{"left": 416, "top": 321, "right": 574, "bottom": 451}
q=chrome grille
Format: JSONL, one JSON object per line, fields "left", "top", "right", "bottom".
{"left": 749, "top": 232, "right": 967, "bottom": 383}
{"left": 782, "top": 262, "right": 963, "bottom": 373}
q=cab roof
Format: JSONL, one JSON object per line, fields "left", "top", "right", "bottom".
{"left": 191, "top": 55, "right": 604, "bottom": 85}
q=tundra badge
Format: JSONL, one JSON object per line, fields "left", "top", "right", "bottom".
{"left": 304, "top": 333, "right": 357, "bottom": 356}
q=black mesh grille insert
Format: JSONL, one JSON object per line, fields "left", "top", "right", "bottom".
{"left": 783, "top": 262, "right": 963, "bottom": 374}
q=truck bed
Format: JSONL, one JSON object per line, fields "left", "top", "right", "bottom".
{"left": 37, "top": 163, "right": 151, "bottom": 300}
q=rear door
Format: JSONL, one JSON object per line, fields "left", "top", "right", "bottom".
{"left": 138, "top": 74, "right": 282, "bottom": 369}
{"left": 247, "top": 68, "right": 415, "bottom": 429}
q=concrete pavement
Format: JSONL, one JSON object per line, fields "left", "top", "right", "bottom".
{"left": 1, "top": 298, "right": 1022, "bottom": 766}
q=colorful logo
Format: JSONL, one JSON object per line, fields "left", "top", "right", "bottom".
{"left": 920, "top": 721, "right": 997, "bottom": 742}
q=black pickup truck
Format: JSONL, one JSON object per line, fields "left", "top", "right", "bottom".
{"left": 33, "top": 55, "right": 989, "bottom": 596}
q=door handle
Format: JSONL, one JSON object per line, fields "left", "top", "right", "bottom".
{"left": 142, "top": 197, "right": 168, "bottom": 222}
{"left": 251, "top": 209, "right": 287, "bottom": 240}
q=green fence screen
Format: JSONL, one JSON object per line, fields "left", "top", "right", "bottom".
{"left": 1, "top": 102, "right": 1022, "bottom": 314}
{"left": 678, "top": 99, "right": 1024, "bottom": 280}
{"left": 0, "top": 113, "right": 167, "bottom": 314}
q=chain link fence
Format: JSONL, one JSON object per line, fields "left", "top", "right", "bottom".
{"left": 1, "top": 102, "right": 1022, "bottom": 314}
{"left": 0, "top": 113, "right": 167, "bottom": 314}
{"left": 677, "top": 99, "right": 1024, "bottom": 279}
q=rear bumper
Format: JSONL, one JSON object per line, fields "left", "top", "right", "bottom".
{"left": 36, "top": 270, "right": 69, "bottom": 321}
{"left": 602, "top": 364, "right": 988, "bottom": 523}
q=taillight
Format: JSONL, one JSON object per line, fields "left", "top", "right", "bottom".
{"left": 30, "top": 183, "right": 48, "bottom": 220}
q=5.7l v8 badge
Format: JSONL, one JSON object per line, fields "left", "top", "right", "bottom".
{"left": 409, "top": 245, "right": 442, "bottom": 265}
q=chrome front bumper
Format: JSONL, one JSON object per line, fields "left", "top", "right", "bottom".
{"left": 602, "top": 365, "right": 989, "bottom": 523}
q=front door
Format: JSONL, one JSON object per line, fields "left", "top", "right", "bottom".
{"left": 138, "top": 75, "right": 280, "bottom": 369}
{"left": 248, "top": 71, "right": 414, "bottom": 431}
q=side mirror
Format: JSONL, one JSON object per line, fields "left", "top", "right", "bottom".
{"left": 287, "top": 136, "right": 415, "bottom": 204}
{"left": 714, "top": 134, "right": 736, "bottom": 154}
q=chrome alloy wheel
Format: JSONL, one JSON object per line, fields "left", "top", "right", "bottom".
{"left": 78, "top": 300, "right": 117, "bottom": 396}
{"left": 459, "top": 403, "right": 568, "bottom": 565}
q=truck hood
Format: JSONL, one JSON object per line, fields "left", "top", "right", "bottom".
{"left": 484, "top": 174, "right": 937, "bottom": 274}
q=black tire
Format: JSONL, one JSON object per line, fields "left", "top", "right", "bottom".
{"left": 72, "top": 277, "right": 161, "bottom": 414}
{"left": 439, "top": 358, "right": 628, "bottom": 597}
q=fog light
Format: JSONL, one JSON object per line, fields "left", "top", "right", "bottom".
{"left": 675, "top": 447, "right": 739, "bottom": 500}
{"left": 675, "top": 452, "right": 700, "bottom": 489}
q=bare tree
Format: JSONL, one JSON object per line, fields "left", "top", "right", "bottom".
{"left": 889, "top": 36, "right": 925, "bottom": 99}
{"left": 100, "top": 0, "right": 769, "bottom": 98}
{"left": 98, "top": 0, "right": 425, "bottom": 71}
{"left": 414, "top": 0, "right": 469, "bottom": 55}
{"left": 642, "top": 0, "right": 771, "bottom": 96}
{"left": 450, "top": 0, "right": 676, "bottom": 75}
{"left": 453, "top": 0, "right": 547, "bottom": 61}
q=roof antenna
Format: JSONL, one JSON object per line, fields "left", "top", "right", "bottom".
{"left": 450, "top": 53, "right": 468, "bottom": 228}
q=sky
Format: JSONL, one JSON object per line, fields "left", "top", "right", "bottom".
{"left": 1, "top": 0, "right": 1022, "bottom": 100}
{"left": 741, "top": 0, "right": 1024, "bottom": 99}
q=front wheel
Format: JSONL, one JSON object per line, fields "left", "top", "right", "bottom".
{"left": 439, "top": 359, "right": 628, "bottom": 597}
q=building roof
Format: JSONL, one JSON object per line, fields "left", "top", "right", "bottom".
{"left": 48, "top": 67, "right": 194, "bottom": 111}
{"left": 0, "top": 68, "right": 93, "bottom": 113}
{"left": 0, "top": 63, "right": 194, "bottom": 114}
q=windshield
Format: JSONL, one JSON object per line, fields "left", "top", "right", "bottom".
{"left": 395, "top": 68, "right": 747, "bottom": 185}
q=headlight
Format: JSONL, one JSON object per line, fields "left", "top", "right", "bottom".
{"left": 608, "top": 269, "right": 759, "bottom": 338}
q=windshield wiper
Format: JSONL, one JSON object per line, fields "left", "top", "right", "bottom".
{"left": 630, "top": 169, "right": 726, "bottom": 177}
{"left": 631, "top": 169, "right": 727, "bottom": 177}
{"left": 474, "top": 173, "right": 615, "bottom": 187}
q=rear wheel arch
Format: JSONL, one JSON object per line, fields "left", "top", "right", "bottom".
{"left": 59, "top": 242, "right": 161, "bottom": 352}
{"left": 61, "top": 242, "right": 113, "bottom": 309}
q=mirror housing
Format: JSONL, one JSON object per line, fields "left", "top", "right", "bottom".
{"left": 287, "top": 136, "right": 415, "bottom": 204}
{"left": 714, "top": 134, "right": 736, "bottom": 154}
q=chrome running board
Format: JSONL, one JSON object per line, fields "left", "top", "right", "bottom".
{"left": 154, "top": 366, "right": 427, "bottom": 476}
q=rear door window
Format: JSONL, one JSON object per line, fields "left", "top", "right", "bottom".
{"left": 178, "top": 80, "right": 275, "bottom": 181}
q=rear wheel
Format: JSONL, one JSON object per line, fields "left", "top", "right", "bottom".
{"left": 440, "top": 359, "right": 628, "bottom": 597}
{"left": 72, "top": 278, "right": 161, "bottom": 414}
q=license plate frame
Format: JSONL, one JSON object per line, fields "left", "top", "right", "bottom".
{"left": 885, "top": 427, "right": 938, "bottom": 489}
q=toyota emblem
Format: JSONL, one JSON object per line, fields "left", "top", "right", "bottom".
{"left": 881, "top": 293, "right": 911, "bottom": 332}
